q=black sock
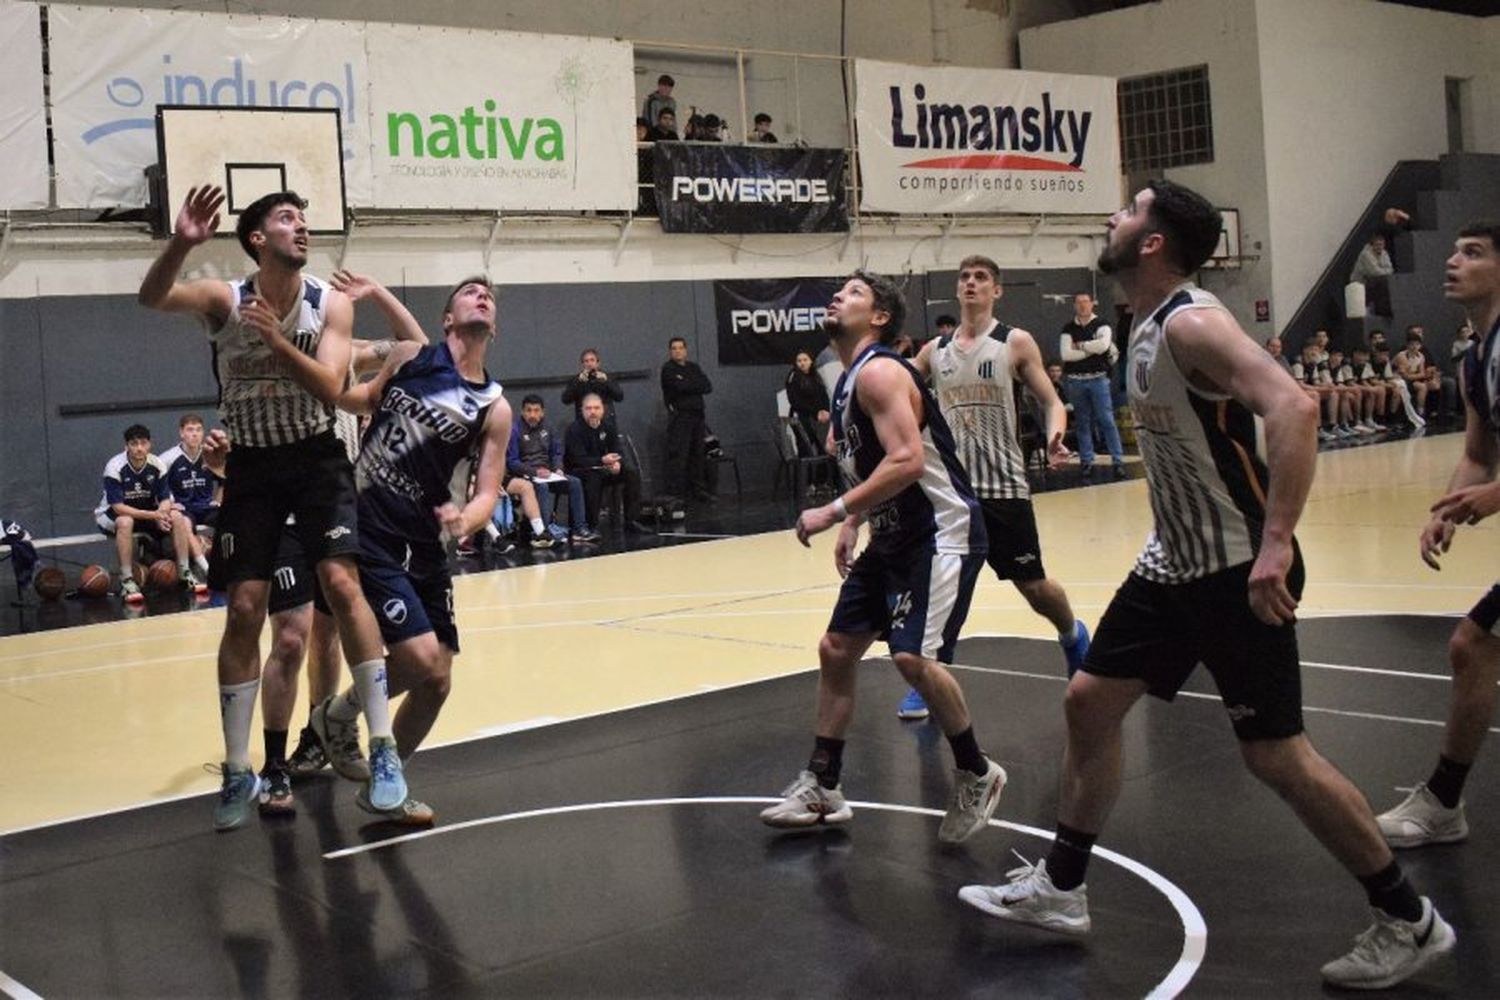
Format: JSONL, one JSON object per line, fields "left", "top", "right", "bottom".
{"left": 1359, "top": 861, "right": 1423, "bottom": 923}
{"left": 263, "top": 728, "right": 288, "bottom": 766}
{"left": 1045, "top": 822, "right": 1097, "bottom": 891}
{"left": 808, "top": 736, "right": 845, "bottom": 790}
{"left": 1425, "top": 754, "right": 1470, "bottom": 809}
{"left": 946, "top": 726, "right": 987, "bottom": 777}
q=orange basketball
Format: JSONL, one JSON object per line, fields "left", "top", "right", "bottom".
{"left": 78, "top": 564, "right": 111, "bottom": 598}
{"left": 33, "top": 567, "right": 66, "bottom": 601}
{"left": 146, "top": 559, "right": 179, "bottom": 592}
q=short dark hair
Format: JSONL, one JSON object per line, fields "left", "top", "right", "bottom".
{"left": 635, "top": 116, "right": 650, "bottom": 128}
{"left": 754, "top": 113, "right": 772, "bottom": 125}
{"left": 657, "top": 108, "right": 675, "bottom": 122}
{"left": 1458, "top": 220, "right": 1500, "bottom": 252}
{"left": 958, "top": 254, "right": 1001, "bottom": 282}
{"left": 521, "top": 394, "right": 545, "bottom": 409}
{"left": 178, "top": 413, "right": 204, "bottom": 429}
{"left": 235, "top": 190, "right": 307, "bottom": 262}
{"left": 1405, "top": 324, "right": 1424, "bottom": 336}
{"left": 669, "top": 337, "right": 687, "bottom": 348}
{"left": 580, "top": 347, "right": 599, "bottom": 360}
{"left": 123, "top": 423, "right": 150, "bottom": 443}
{"left": 658, "top": 74, "right": 674, "bottom": 87}
{"left": 850, "top": 269, "right": 907, "bottom": 344}
{"left": 935, "top": 314, "right": 957, "bottom": 328}
{"left": 1144, "top": 179, "right": 1223, "bottom": 276}
{"left": 444, "top": 275, "right": 492, "bottom": 316}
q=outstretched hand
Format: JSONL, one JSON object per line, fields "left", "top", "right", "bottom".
{"left": 330, "top": 269, "right": 379, "bottom": 302}
{"left": 175, "top": 186, "right": 225, "bottom": 245}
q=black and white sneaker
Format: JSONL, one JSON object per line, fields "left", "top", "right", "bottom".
{"left": 1320, "top": 898, "right": 1455, "bottom": 990}
{"left": 286, "top": 724, "right": 329, "bottom": 776}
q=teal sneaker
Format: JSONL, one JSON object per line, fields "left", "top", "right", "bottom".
{"left": 367, "top": 737, "right": 408, "bottom": 811}
{"left": 213, "top": 765, "right": 262, "bottom": 832}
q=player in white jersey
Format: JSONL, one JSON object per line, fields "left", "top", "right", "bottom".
{"left": 959, "top": 180, "right": 1452, "bottom": 990}
{"left": 894, "top": 254, "right": 1088, "bottom": 720}
{"left": 1377, "top": 221, "right": 1500, "bottom": 849}
{"left": 138, "top": 187, "right": 406, "bottom": 832}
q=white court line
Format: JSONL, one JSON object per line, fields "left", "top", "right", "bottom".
{"left": 0, "top": 968, "right": 43, "bottom": 1000}
{"left": 319, "top": 796, "right": 1205, "bottom": 1000}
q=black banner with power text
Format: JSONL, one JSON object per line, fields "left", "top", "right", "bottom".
{"left": 654, "top": 144, "right": 848, "bottom": 234}
{"left": 715, "top": 277, "right": 844, "bottom": 366}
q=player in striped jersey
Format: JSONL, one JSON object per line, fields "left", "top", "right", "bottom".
{"left": 1379, "top": 221, "right": 1500, "bottom": 850}
{"left": 893, "top": 255, "right": 1088, "bottom": 721}
{"left": 760, "top": 271, "right": 1006, "bottom": 845}
{"left": 139, "top": 187, "right": 406, "bottom": 832}
{"left": 960, "top": 181, "right": 1452, "bottom": 990}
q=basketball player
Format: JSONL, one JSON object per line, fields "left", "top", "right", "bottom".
{"left": 893, "top": 255, "right": 1088, "bottom": 720}
{"left": 958, "top": 181, "right": 1453, "bottom": 990}
{"left": 1379, "top": 221, "right": 1500, "bottom": 848}
{"left": 760, "top": 271, "right": 1005, "bottom": 844}
{"left": 138, "top": 186, "right": 406, "bottom": 831}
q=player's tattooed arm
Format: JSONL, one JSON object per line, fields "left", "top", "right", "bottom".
{"left": 331, "top": 270, "right": 429, "bottom": 355}
{"left": 338, "top": 340, "right": 423, "bottom": 415}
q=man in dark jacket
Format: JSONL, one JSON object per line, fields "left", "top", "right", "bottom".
{"left": 561, "top": 348, "right": 625, "bottom": 426}
{"left": 661, "top": 337, "right": 713, "bottom": 500}
{"left": 565, "top": 393, "right": 645, "bottom": 534}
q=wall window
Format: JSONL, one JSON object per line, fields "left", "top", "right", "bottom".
{"left": 1118, "top": 65, "right": 1214, "bottom": 173}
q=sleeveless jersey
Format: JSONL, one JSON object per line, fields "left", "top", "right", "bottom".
{"left": 1127, "top": 284, "right": 1273, "bottom": 583}
{"left": 1462, "top": 316, "right": 1500, "bottom": 435}
{"left": 159, "top": 444, "right": 219, "bottom": 513}
{"left": 357, "top": 342, "right": 504, "bottom": 544}
{"left": 209, "top": 274, "right": 334, "bottom": 448}
{"left": 832, "top": 343, "right": 985, "bottom": 556}
{"left": 928, "top": 318, "right": 1029, "bottom": 499}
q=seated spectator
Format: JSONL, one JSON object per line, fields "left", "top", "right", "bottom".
{"left": 934, "top": 314, "right": 958, "bottom": 340}
{"left": 1372, "top": 341, "right": 1424, "bottom": 428}
{"left": 1394, "top": 330, "right": 1442, "bottom": 417}
{"left": 642, "top": 74, "right": 675, "bottom": 131}
{"left": 752, "top": 113, "right": 778, "bottom": 143}
{"left": 93, "top": 423, "right": 200, "bottom": 602}
{"left": 1310, "top": 328, "right": 1332, "bottom": 364}
{"left": 1045, "top": 361, "right": 1073, "bottom": 413}
{"left": 1452, "top": 319, "right": 1476, "bottom": 364}
{"left": 565, "top": 393, "right": 646, "bottom": 534}
{"left": 489, "top": 474, "right": 557, "bottom": 551}
{"left": 507, "top": 394, "right": 598, "bottom": 544}
{"left": 650, "top": 108, "right": 678, "bottom": 142}
{"left": 1328, "top": 349, "right": 1377, "bottom": 434}
{"left": 1346, "top": 346, "right": 1390, "bottom": 431}
{"left": 561, "top": 347, "right": 625, "bottom": 427}
{"left": 1292, "top": 342, "right": 1343, "bottom": 442}
{"left": 701, "top": 113, "right": 725, "bottom": 142}
{"left": 159, "top": 412, "right": 217, "bottom": 580}
{"left": 1406, "top": 323, "right": 1458, "bottom": 417}
{"left": 1264, "top": 336, "right": 1293, "bottom": 375}
{"left": 636, "top": 118, "right": 656, "bottom": 215}
{"left": 1350, "top": 233, "right": 1395, "bottom": 318}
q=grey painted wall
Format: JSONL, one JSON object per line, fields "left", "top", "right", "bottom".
{"left": 1, "top": 267, "right": 1096, "bottom": 537}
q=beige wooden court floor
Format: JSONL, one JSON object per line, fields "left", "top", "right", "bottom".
{"left": 2, "top": 433, "right": 1495, "bottom": 835}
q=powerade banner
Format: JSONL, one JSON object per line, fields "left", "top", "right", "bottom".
{"left": 715, "top": 278, "right": 843, "bottom": 366}
{"left": 655, "top": 144, "right": 848, "bottom": 234}
{"left": 853, "top": 59, "right": 1120, "bottom": 215}
{"left": 0, "top": 0, "right": 47, "bottom": 209}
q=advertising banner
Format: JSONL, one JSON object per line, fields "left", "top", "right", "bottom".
{"left": 48, "top": 5, "right": 371, "bottom": 208}
{"left": 715, "top": 277, "right": 844, "bottom": 366}
{"left": 654, "top": 144, "right": 848, "bottom": 234}
{"left": 853, "top": 59, "right": 1120, "bottom": 215}
{"left": 0, "top": 1, "right": 49, "bottom": 209}
{"left": 366, "top": 23, "right": 635, "bottom": 211}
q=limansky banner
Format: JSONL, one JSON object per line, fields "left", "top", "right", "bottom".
{"left": 853, "top": 60, "right": 1120, "bottom": 215}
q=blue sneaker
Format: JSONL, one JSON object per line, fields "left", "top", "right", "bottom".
{"left": 367, "top": 737, "right": 408, "bottom": 811}
{"left": 213, "top": 764, "right": 262, "bottom": 832}
{"left": 897, "top": 688, "right": 930, "bottom": 720}
{"left": 1061, "top": 620, "right": 1090, "bottom": 678}
{"left": 547, "top": 523, "right": 570, "bottom": 542}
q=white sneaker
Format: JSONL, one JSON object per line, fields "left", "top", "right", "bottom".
{"left": 1320, "top": 898, "right": 1455, "bottom": 990}
{"left": 959, "top": 853, "right": 1091, "bottom": 935}
{"left": 759, "top": 770, "right": 853, "bottom": 828}
{"left": 1376, "top": 783, "right": 1468, "bottom": 848}
{"left": 1318, "top": 428, "right": 1336, "bottom": 442}
{"left": 1355, "top": 422, "right": 1377, "bottom": 435}
{"left": 938, "top": 758, "right": 1007, "bottom": 844}
{"left": 1368, "top": 419, "right": 1387, "bottom": 431}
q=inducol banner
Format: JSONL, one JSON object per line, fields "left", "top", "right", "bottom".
{"left": 0, "top": 1, "right": 48, "bottom": 209}
{"left": 853, "top": 60, "right": 1120, "bottom": 215}
{"left": 654, "top": 144, "right": 848, "bottom": 234}
{"left": 366, "top": 24, "right": 635, "bottom": 211}
{"left": 48, "top": 5, "right": 372, "bottom": 208}
{"left": 715, "top": 277, "right": 843, "bottom": 366}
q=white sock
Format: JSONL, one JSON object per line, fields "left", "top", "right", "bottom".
{"left": 327, "top": 686, "right": 361, "bottom": 722}
{"left": 178, "top": 558, "right": 190, "bottom": 576}
{"left": 351, "top": 659, "right": 394, "bottom": 740}
{"left": 194, "top": 554, "right": 209, "bottom": 576}
{"left": 219, "top": 678, "right": 260, "bottom": 771}
{"left": 530, "top": 517, "right": 547, "bottom": 535}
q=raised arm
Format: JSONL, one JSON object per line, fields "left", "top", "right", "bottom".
{"left": 137, "top": 186, "right": 233, "bottom": 324}
{"left": 338, "top": 340, "right": 423, "bottom": 415}
{"left": 331, "top": 270, "right": 428, "bottom": 376}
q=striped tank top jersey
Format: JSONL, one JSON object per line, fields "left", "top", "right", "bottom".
{"left": 1127, "top": 284, "right": 1272, "bottom": 583}
{"left": 209, "top": 274, "right": 335, "bottom": 448}
{"left": 1462, "top": 315, "right": 1500, "bottom": 435}
{"left": 832, "top": 343, "right": 985, "bottom": 556}
{"left": 928, "top": 318, "right": 1030, "bottom": 499}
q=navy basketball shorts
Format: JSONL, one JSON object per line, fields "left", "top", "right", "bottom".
{"left": 1082, "top": 558, "right": 1308, "bottom": 741}
{"left": 360, "top": 538, "right": 458, "bottom": 654}
{"left": 827, "top": 545, "right": 984, "bottom": 663}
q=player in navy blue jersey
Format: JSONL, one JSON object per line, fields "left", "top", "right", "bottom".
{"left": 760, "top": 271, "right": 1005, "bottom": 844}
{"left": 94, "top": 423, "right": 200, "bottom": 602}
{"left": 159, "top": 413, "right": 218, "bottom": 588}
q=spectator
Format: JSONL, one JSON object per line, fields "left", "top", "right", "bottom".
{"left": 159, "top": 412, "right": 217, "bottom": 581}
{"left": 561, "top": 347, "right": 625, "bottom": 427}
{"left": 1311, "top": 328, "right": 1332, "bottom": 363}
{"left": 1044, "top": 361, "right": 1073, "bottom": 413}
{"left": 507, "top": 394, "right": 599, "bottom": 544}
{"left": 1060, "top": 292, "right": 1124, "bottom": 479}
{"left": 93, "top": 423, "right": 200, "bottom": 601}
{"left": 1395, "top": 330, "right": 1442, "bottom": 418}
{"left": 642, "top": 74, "right": 676, "bottom": 131}
{"left": 650, "top": 108, "right": 678, "bottom": 142}
{"left": 890, "top": 333, "right": 917, "bottom": 358}
{"left": 1369, "top": 329, "right": 1389, "bottom": 354}
{"left": 752, "top": 113, "right": 778, "bottom": 143}
{"left": 1350, "top": 233, "right": 1395, "bottom": 318}
{"left": 1292, "top": 341, "right": 1343, "bottom": 442}
{"left": 701, "top": 113, "right": 725, "bottom": 142}
{"left": 1408, "top": 323, "right": 1458, "bottom": 417}
{"left": 1371, "top": 341, "right": 1425, "bottom": 428}
{"left": 1264, "top": 336, "right": 1293, "bottom": 375}
{"left": 565, "top": 392, "right": 646, "bottom": 534}
{"left": 661, "top": 336, "right": 713, "bottom": 501}
{"left": 1328, "top": 348, "right": 1377, "bottom": 434}
{"left": 636, "top": 119, "right": 657, "bottom": 214}
{"left": 934, "top": 314, "right": 958, "bottom": 340}
{"left": 1452, "top": 319, "right": 1476, "bottom": 364}
{"left": 784, "top": 349, "right": 832, "bottom": 478}
{"left": 1348, "top": 345, "right": 1391, "bottom": 431}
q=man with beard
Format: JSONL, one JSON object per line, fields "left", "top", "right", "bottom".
{"left": 759, "top": 271, "right": 1005, "bottom": 846}
{"left": 957, "top": 180, "right": 1453, "bottom": 991}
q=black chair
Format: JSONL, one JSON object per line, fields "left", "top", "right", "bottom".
{"left": 772, "top": 417, "right": 837, "bottom": 502}
{"left": 705, "top": 444, "right": 742, "bottom": 501}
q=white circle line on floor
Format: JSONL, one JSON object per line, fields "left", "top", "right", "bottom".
{"left": 323, "top": 795, "right": 1205, "bottom": 1000}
